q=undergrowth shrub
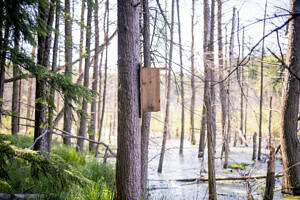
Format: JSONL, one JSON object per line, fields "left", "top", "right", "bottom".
{"left": 0, "top": 133, "right": 115, "bottom": 199}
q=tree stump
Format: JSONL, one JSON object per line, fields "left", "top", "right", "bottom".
{"left": 264, "top": 147, "right": 275, "bottom": 200}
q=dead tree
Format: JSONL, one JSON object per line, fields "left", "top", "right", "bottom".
{"left": 158, "top": 0, "right": 175, "bottom": 173}
{"left": 198, "top": 0, "right": 210, "bottom": 159}
{"left": 190, "top": 0, "right": 196, "bottom": 145}
{"left": 258, "top": 0, "right": 268, "bottom": 161}
{"left": 264, "top": 147, "right": 275, "bottom": 200}
{"left": 224, "top": 7, "right": 236, "bottom": 169}
{"left": 252, "top": 132, "right": 257, "bottom": 161}
{"left": 267, "top": 96, "right": 272, "bottom": 149}
{"left": 177, "top": 0, "right": 185, "bottom": 155}
{"left": 217, "top": 0, "right": 227, "bottom": 145}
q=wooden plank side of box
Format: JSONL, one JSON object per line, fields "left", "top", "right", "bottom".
{"left": 141, "top": 68, "right": 160, "bottom": 112}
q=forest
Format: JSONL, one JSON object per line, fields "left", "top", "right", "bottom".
{"left": 0, "top": 0, "right": 299, "bottom": 199}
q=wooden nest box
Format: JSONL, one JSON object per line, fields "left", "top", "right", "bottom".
{"left": 140, "top": 67, "right": 166, "bottom": 113}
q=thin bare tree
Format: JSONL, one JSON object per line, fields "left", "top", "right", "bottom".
{"left": 158, "top": 0, "right": 175, "bottom": 173}
{"left": 190, "top": 0, "right": 196, "bottom": 145}
{"left": 95, "top": 0, "right": 109, "bottom": 157}
{"left": 258, "top": 0, "right": 268, "bottom": 160}
{"left": 217, "top": 0, "right": 227, "bottom": 145}
{"left": 224, "top": 7, "right": 236, "bottom": 169}
{"left": 141, "top": 0, "right": 152, "bottom": 197}
{"left": 177, "top": 0, "right": 185, "bottom": 155}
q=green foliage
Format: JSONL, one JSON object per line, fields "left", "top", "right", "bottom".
{"left": 52, "top": 144, "right": 86, "bottom": 166}
{"left": 83, "top": 159, "right": 115, "bottom": 189}
{"left": 0, "top": 133, "right": 115, "bottom": 199}
{"left": 0, "top": 133, "right": 33, "bottom": 148}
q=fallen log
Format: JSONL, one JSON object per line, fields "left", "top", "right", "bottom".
{"left": 168, "top": 174, "right": 283, "bottom": 182}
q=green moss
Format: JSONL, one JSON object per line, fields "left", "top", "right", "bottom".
{"left": 228, "top": 163, "right": 247, "bottom": 170}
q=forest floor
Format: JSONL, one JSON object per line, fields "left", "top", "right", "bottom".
{"left": 146, "top": 133, "right": 292, "bottom": 200}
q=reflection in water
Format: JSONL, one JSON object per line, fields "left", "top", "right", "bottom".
{"left": 147, "top": 133, "right": 283, "bottom": 200}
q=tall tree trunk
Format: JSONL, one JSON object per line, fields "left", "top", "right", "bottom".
{"left": 48, "top": 0, "right": 60, "bottom": 151}
{"left": 258, "top": 0, "right": 268, "bottom": 160}
{"left": 26, "top": 38, "right": 35, "bottom": 134}
{"left": 97, "top": 1, "right": 107, "bottom": 134}
{"left": 115, "top": 0, "right": 141, "bottom": 199}
{"left": 280, "top": 0, "right": 300, "bottom": 194}
{"left": 63, "top": 0, "right": 73, "bottom": 146}
{"left": 177, "top": 0, "right": 185, "bottom": 155}
{"left": 89, "top": 0, "right": 99, "bottom": 152}
{"left": 207, "top": 0, "right": 217, "bottom": 198}
{"left": 141, "top": 0, "right": 151, "bottom": 197}
{"left": 12, "top": 29, "right": 20, "bottom": 135}
{"left": 245, "top": 61, "right": 250, "bottom": 139}
{"left": 158, "top": 0, "right": 175, "bottom": 173}
{"left": 198, "top": 0, "right": 210, "bottom": 158}
{"left": 208, "top": 0, "right": 216, "bottom": 148}
{"left": 0, "top": 18, "right": 10, "bottom": 126}
{"left": 78, "top": 0, "right": 85, "bottom": 76}
{"left": 217, "top": 0, "right": 227, "bottom": 145}
{"left": 223, "top": 7, "right": 235, "bottom": 168}
{"left": 95, "top": 0, "right": 109, "bottom": 157}
{"left": 77, "top": 0, "right": 92, "bottom": 152}
{"left": 190, "top": 0, "right": 196, "bottom": 145}
{"left": 26, "top": 81, "right": 33, "bottom": 133}
{"left": 34, "top": 0, "right": 54, "bottom": 152}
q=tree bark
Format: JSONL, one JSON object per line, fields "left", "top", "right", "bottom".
{"left": 224, "top": 7, "right": 235, "bottom": 168}
{"left": 0, "top": 13, "right": 10, "bottom": 126}
{"left": 12, "top": 29, "right": 20, "bottom": 135}
{"left": 217, "top": 0, "right": 227, "bottom": 145}
{"left": 198, "top": 0, "right": 210, "bottom": 159}
{"left": 89, "top": 0, "right": 99, "bottom": 152}
{"left": 177, "top": 0, "right": 185, "bottom": 155}
{"left": 158, "top": 0, "right": 175, "bottom": 173}
{"left": 78, "top": 0, "right": 85, "bottom": 76}
{"left": 48, "top": 0, "right": 60, "bottom": 151}
{"left": 115, "top": 0, "right": 141, "bottom": 199}
{"left": 25, "top": 44, "right": 35, "bottom": 133}
{"left": 95, "top": 0, "right": 109, "bottom": 157}
{"left": 239, "top": 26, "right": 245, "bottom": 145}
{"left": 63, "top": 0, "right": 73, "bottom": 146}
{"left": 34, "top": 0, "right": 54, "bottom": 152}
{"left": 190, "top": 0, "right": 196, "bottom": 145}
{"left": 267, "top": 96, "right": 272, "bottom": 149}
{"left": 252, "top": 132, "right": 257, "bottom": 160}
{"left": 141, "top": 0, "right": 151, "bottom": 198}
{"left": 77, "top": 0, "right": 92, "bottom": 152}
{"left": 258, "top": 0, "right": 268, "bottom": 160}
{"left": 208, "top": 0, "right": 216, "bottom": 148}
{"left": 280, "top": 0, "right": 300, "bottom": 194}
{"left": 264, "top": 147, "right": 275, "bottom": 200}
